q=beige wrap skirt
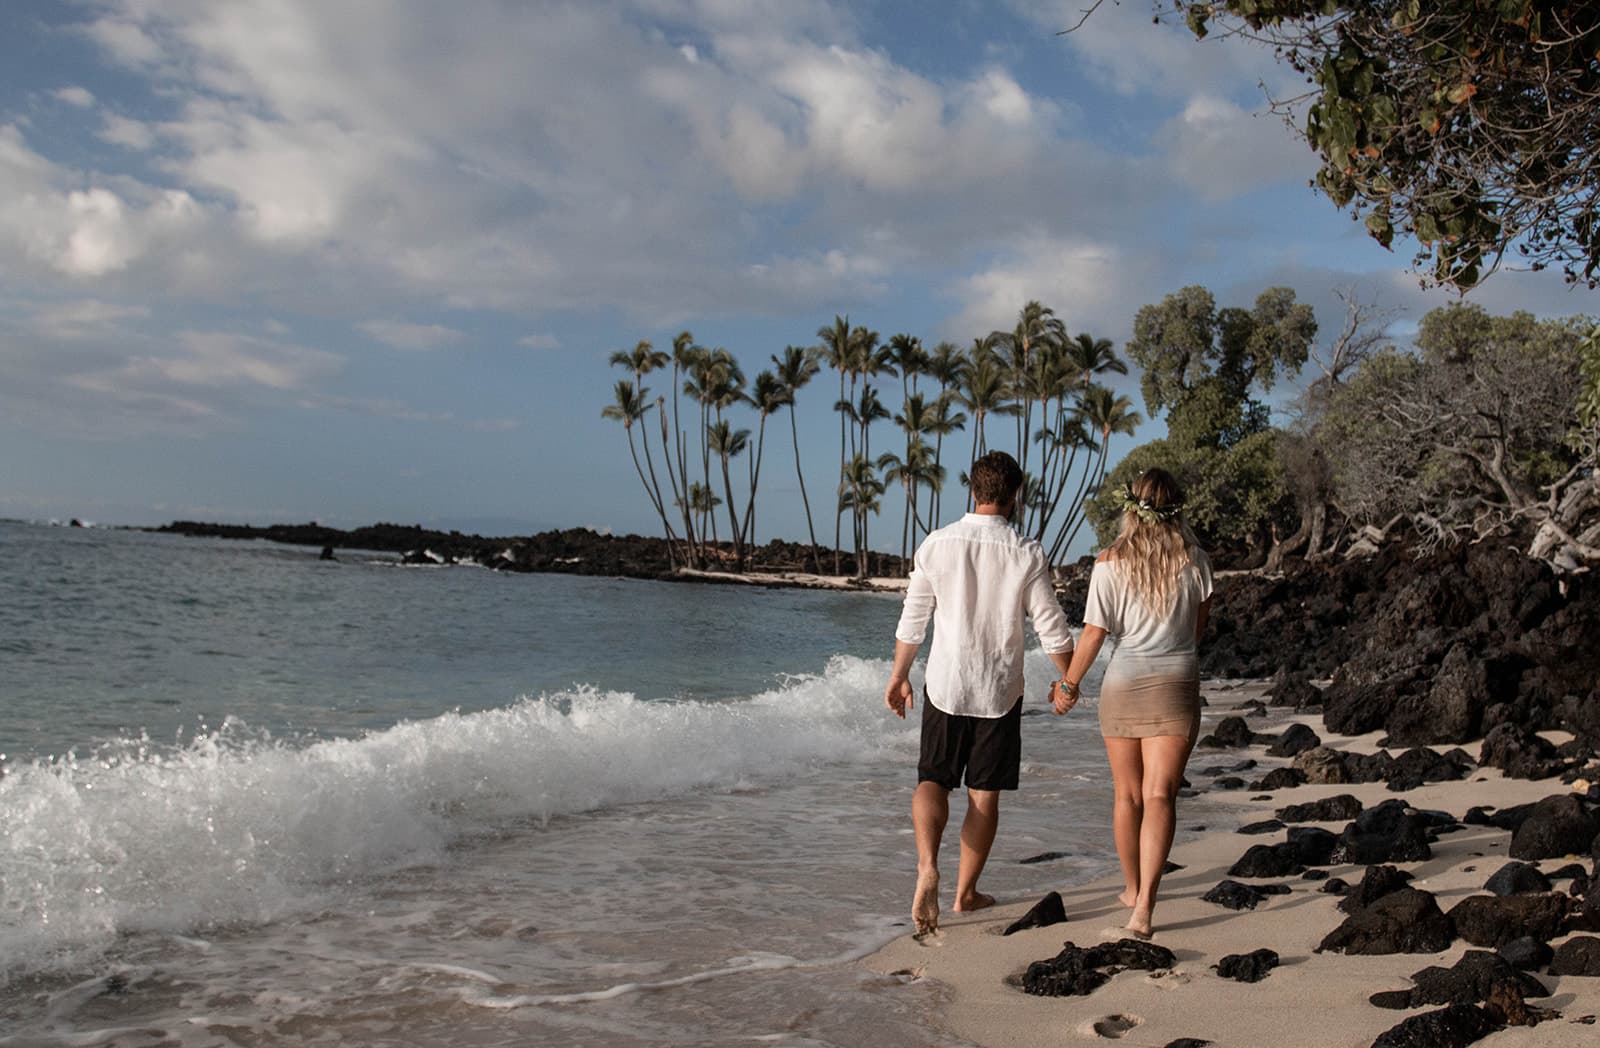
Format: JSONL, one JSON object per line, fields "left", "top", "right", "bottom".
{"left": 1097, "top": 673, "right": 1201, "bottom": 744}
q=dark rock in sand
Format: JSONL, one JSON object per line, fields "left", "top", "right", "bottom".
{"left": 1384, "top": 746, "right": 1473, "bottom": 792}
{"left": 1338, "top": 865, "right": 1414, "bottom": 914}
{"left": 1202, "top": 880, "right": 1290, "bottom": 911}
{"left": 1198, "top": 716, "right": 1257, "bottom": 749}
{"left": 1498, "top": 936, "right": 1554, "bottom": 972}
{"left": 1021, "top": 938, "right": 1177, "bottom": 997}
{"left": 1372, "top": 950, "right": 1548, "bottom": 1010}
{"left": 1018, "top": 851, "right": 1071, "bottom": 865}
{"left": 1237, "top": 819, "right": 1286, "bottom": 835}
{"left": 1549, "top": 935, "right": 1600, "bottom": 976}
{"left": 1346, "top": 750, "right": 1400, "bottom": 784}
{"left": 1303, "top": 868, "right": 1330, "bottom": 881}
{"left": 1331, "top": 800, "right": 1434, "bottom": 865}
{"left": 1269, "top": 671, "right": 1321, "bottom": 709}
{"left": 1249, "top": 767, "right": 1307, "bottom": 791}
{"left": 1213, "top": 776, "right": 1246, "bottom": 790}
{"left": 1508, "top": 793, "right": 1600, "bottom": 860}
{"left": 1320, "top": 877, "right": 1350, "bottom": 895}
{"left": 1228, "top": 843, "right": 1303, "bottom": 878}
{"left": 1484, "top": 861, "right": 1553, "bottom": 896}
{"left": 1267, "top": 722, "right": 1322, "bottom": 758}
{"left": 1567, "top": 889, "right": 1600, "bottom": 932}
{"left": 1239, "top": 699, "right": 1269, "bottom": 717}
{"left": 1003, "top": 891, "right": 1067, "bottom": 936}
{"left": 1319, "top": 887, "right": 1455, "bottom": 955}
{"left": 1383, "top": 644, "right": 1494, "bottom": 746}
{"left": 1322, "top": 678, "right": 1394, "bottom": 738}
{"left": 1214, "top": 948, "right": 1280, "bottom": 983}
{"left": 1464, "top": 802, "right": 1536, "bottom": 832}
{"left": 1479, "top": 723, "right": 1564, "bottom": 781}
{"left": 1161, "top": 1040, "right": 1212, "bottom": 1048}
{"left": 1278, "top": 794, "right": 1364, "bottom": 823}
{"left": 1549, "top": 862, "right": 1590, "bottom": 883}
{"left": 1368, "top": 1004, "right": 1497, "bottom": 1048}
{"left": 1285, "top": 825, "right": 1340, "bottom": 866}
{"left": 1448, "top": 893, "right": 1569, "bottom": 948}
{"left": 1199, "top": 759, "right": 1257, "bottom": 776}
{"left": 1292, "top": 746, "right": 1352, "bottom": 785}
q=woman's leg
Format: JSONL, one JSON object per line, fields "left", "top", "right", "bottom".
{"left": 1127, "top": 733, "right": 1195, "bottom": 937}
{"left": 1102, "top": 736, "right": 1144, "bottom": 909}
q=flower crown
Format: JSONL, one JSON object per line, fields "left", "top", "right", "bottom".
{"left": 1118, "top": 483, "right": 1184, "bottom": 525}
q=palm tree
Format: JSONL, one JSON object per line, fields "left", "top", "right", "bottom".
{"left": 958, "top": 343, "right": 1018, "bottom": 509}
{"left": 681, "top": 482, "right": 721, "bottom": 558}
{"left": 668, "top": 333, "right": 702, "bottom": 565}
{"left": 887, "top": 333, "right": 925, "bottom": 401}
{"left": 740, "top": 370, "right": 785, "bottom": 550}
{"left": 773, "top": 345, "right": 824, "bottom": 571}
{"left": 893, "top": 392, "right": 938, "bottom": 552}
{"left": 924, "top": 391, "right": 967, "bottom": 530}
{"left": 993, "top": 300, "right": 1066, "bottom": 473}
{"left": 817, "top": 315, "right": 854, "bottom": 574}
{"left": 1051, "top": 385, "right": 1142, "bottom": 563}
{"left": 923, "top": 341, "right": 970, "bottom": 528}
{"left": 601, "top": 380, "right": 679, "bottom": 565}
{"left": 609, "top": 340, "right": 678, "bottom": 562}
{"left": 707, "top": 418, "right": 750, "bottom": 571}
{"left": 840, "top": 453, "right": 887, "bottom": 579}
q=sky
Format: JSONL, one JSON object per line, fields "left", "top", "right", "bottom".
{"left": 2, "top": 0, "right": 1594, "bottom": 552}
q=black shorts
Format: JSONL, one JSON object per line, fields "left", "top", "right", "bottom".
{"left": 917, "top": 692, "right": 1023, "bottom": 791}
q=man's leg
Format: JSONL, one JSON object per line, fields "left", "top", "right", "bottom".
{"left": 911, "top": 781, "right": 950, "bottom": 934}
{"left": 953, "top": 788, "right": 999, "bottom": 912}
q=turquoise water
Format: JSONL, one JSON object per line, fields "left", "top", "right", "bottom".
{"left": 0, "top": 521, "right": 1150, "bottom": 1047}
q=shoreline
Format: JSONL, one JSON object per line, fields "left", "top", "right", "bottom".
{"left": 864, "top": 681, "right": 1600, "bottom": 1047}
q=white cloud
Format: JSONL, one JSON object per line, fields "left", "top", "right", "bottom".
{"left": 358, "top": 319, "right": 467, "bottom": 351}
{"left": 99, "top": 114, "right": 157, "bottom": 150}
{"left": 1158, "top": 95, "right": 1316, "bottom": 200}
{"left": 518, "top": 333, "right": 560, "bottom": 350}
{"left": 54, "top": 86, "right": 96, "bottom": 108}
{"left": 945, "top": 236, "right": 1157, "bottom": 343}
{"left": 29, "top": 299, "right": 151, "bottom": 340}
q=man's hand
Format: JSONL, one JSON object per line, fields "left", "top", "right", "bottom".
{"left": 886, "top": 675, "right": 914, "bottom": 718}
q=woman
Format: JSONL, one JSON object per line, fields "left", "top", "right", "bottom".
{"left": 1052, "top": 468, "right": 1212, "bottom": 940}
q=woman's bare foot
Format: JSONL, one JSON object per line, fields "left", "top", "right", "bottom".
{"left": 913, "top": 869, "right": 940, "bottom": 935}
{"left": 953, "top": 889, "right": 995, "bottom": 913}
{"left": 1117, "top": 889, "right": 1138, "bottom": 909}
{"left": 1124, "top": 907, "right": 1153, "bottom": 940}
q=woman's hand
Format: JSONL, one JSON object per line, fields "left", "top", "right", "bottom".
{"left": 1049, "top": 679, "right": 1079, "bottom": 715}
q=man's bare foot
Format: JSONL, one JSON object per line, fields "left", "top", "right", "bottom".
{"left": 1117, "top": 889, "right": 1138, "bottom": 909}
{"left": 913, "top": 870, "right": 940, "bottom": 936}
{"left": 1124, "top": 907, "right": 1153, "bottom": 940}
{"left": 953, "top": 889, "right": 995, "bottom": 913}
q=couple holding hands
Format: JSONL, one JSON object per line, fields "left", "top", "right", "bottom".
{"left": 885, "top": 453, "right": 1212, "bottom": 941}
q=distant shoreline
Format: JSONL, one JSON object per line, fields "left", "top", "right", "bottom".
{"left": 144, "top": 519, "right": 917, "bottom": 593}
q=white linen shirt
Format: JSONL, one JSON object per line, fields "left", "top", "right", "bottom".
{"left": 894, "top": 513, "right": 1076, "bottom": 718}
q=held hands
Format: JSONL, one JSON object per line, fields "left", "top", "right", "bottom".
{"left": 1049, "top": 679, "right": 1079, "bottom": 716}
{"left": 885, "top": 676, "right": 914, "bottom": 719}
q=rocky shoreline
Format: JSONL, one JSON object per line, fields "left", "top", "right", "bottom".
{"left": 152, "top": 520, "right": 910, "bottom": 587}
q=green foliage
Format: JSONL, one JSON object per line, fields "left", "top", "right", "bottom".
{"left": 1182, "top": 1, "right": 1600, "bottom": 289}
{"left": 1574, "top": 322, "right": 1600, "bottom": 433}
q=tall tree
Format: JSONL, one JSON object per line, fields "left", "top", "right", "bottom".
{"left": 1051, "top": 384, "right": 1142, "bottom": 562}
{"left": 817, "top": 315, "right": 854, "bottom": 575}
{"left": 740, "top": 370, "right": 785, "bottom": 550}
{"left": 707, "top": 419, "right": 751, "bottom": 571}
{"left": 601, "top": 380, "right": 680, "bottom": 565}
{"left": 668, "top": 332, "right": 702, "bottom": 566}
{"left": 608, "top": 339, "right": 678, "bottom": 563}
{"left": 958, "top": 342, "right": 1018, "bottom": 509}
{"left": 772, "top": 344, "right": 824, "bottom": 572}
{"left": 923, "top": 341, "right": 971, "bottom": 526}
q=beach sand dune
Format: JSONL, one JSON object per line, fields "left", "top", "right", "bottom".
{"left": 865, "top": 683, "right": 1599, "bottom": 1047}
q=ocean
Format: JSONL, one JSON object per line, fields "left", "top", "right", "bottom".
{"left": 0, "top": 521, "right": 1185, "bottom": 1046}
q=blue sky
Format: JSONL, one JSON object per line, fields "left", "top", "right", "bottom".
{"left": 1, "top": 1, "right": 1593, "bottom": 551}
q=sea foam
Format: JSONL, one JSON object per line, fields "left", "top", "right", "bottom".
{"left": 0, "top": 655, "right": 908, "bottom": 980}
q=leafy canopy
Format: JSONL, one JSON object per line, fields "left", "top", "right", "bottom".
{"left": 1181, "top": 1, "right": 1600, "bottom": 289}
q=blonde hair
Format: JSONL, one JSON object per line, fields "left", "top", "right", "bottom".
{"left": 1106, "top": 468, "right": 1198, "bottom": 613}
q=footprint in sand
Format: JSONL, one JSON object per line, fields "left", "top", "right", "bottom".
{"left": 1084, "top": 1014, "right": 1143, "bottom": 1039}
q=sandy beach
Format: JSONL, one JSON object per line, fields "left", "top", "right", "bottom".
{"left": 865, "top": 681, "right": 1600, "bottom": 1048}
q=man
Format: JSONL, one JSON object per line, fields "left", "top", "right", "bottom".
{"left": 886, "top": 450, "right": 1077, "bottom": 936}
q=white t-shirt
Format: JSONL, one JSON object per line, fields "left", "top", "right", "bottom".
{"left": 894, "top": 513, "right": 1076, "bottom": 718}
{"left": 1082, "top": 548, "right": 1213, "bottom": 684}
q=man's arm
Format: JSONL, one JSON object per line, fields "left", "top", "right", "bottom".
{"left": 886, "top": 639, "right": 920, "bottom": 718}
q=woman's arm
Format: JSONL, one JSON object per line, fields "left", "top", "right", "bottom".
{"left": 1051, "top": 625, "right": 1107, "bottom": 714}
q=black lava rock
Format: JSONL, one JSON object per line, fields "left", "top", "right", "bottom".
{"left": 1368, "top": 1004, "right": 1497, "bottom": 1048}
{"left": 1202, "top": 879, "right": 1290, "bottom": 911}
{"left": 1021, "top": 938, "right": 1177, "bottom": 996}
{"left": 1018, "top": 851, "right": 1071, "bottom": 865}
{"left": 1508, "top": 793, "right": 1600, "bottom": 860}
{"left": 1384, "top": 747, "right": 1473, "bottom": 792}
{"left": 1237, "top": 819, "right": 1286, "bottom": 835}
{"left": 1391, "top": 950, "right": 1548, "bottom": 1008}
{"left": 1249, "top": 767, "right": 1308, "bottom": 791}
{"left": 1199, "top": 716, "right": 1258, "bottom": 749}
{"left": 1213, "top": 776, "right": 1246, "bottom": 790}
{"left": 1319, "top": 877, "right": 1350, "bottom": 896}
{"left": 1003, "top": 891, "right": 1067, "bottom": 936}
{"left": 1318, "top": 887, "right": 1455, "bottom": 955}
{"left": 1483, "top": 861, "right": 1553, "bottom": 896}
{"left": 1278, "top": 794, "right": 1364, "bottom": 823}
{"left": 1549, "top": 935, "right": 1600, "bottom": 976}
{"left": 1478, "top": 722, "right": 1564, "bottom": 781}
{"left": 1228, "top": 843, "right": 1304, "bottom": 878}
{"left": 1303, "top": 868, "right": 1330, "bottom": 881}
{"left": 1285, "top": 826, "right": 1339, "bottom": 866}
{"left": 1447, "top": 893, "right": 1569, "bottom": 948}
{"left": 1338, "top": 865, "right": 1414, "bottom": 914}
{"left": 1214, "top": 948, "right": 1280, "bottom": 983}
{"left": 1331, "top": 801, "right": 1434, "bottom": 865}
{"left": 1269, "top": 672, "right": 1321, "bottom": 709}
{"left": 1498, "top": 936, "right": 1554, "bottom": 971}
{"left": 1267, "top": 722, "right": 1322, "bottom": 758}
